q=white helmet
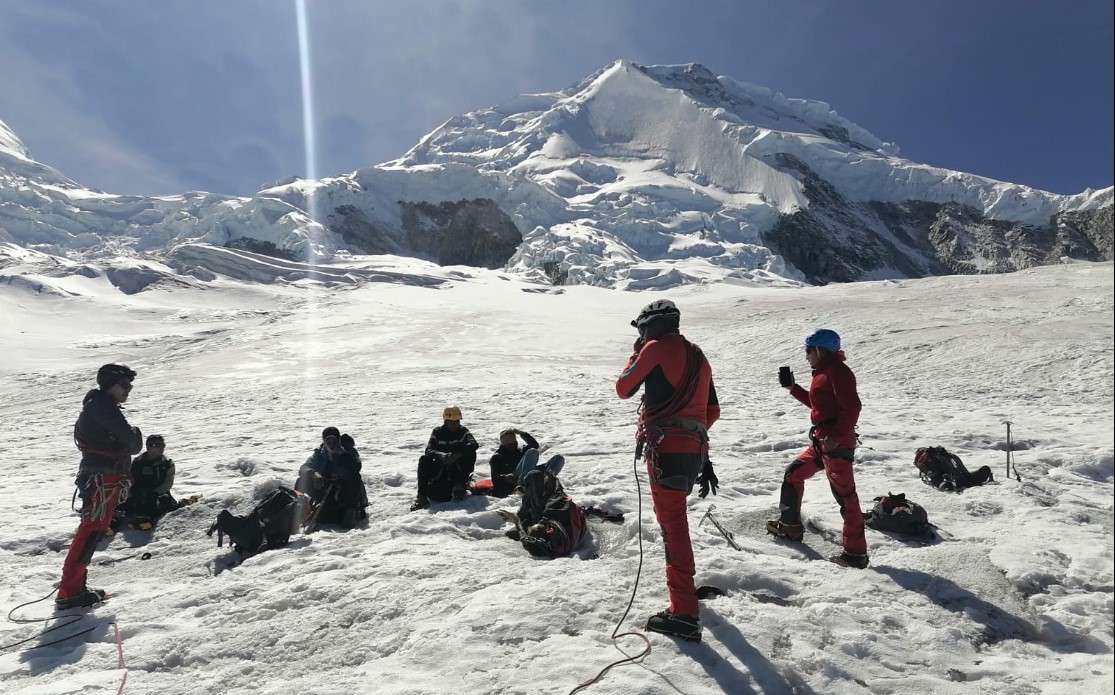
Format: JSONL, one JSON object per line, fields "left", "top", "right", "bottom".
{"left": 631, "top": 299, "right": 680, "bottom": 328}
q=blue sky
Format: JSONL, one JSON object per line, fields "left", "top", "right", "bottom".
{"left": 0, "top": 0, "right": 1111, "bottom": 196}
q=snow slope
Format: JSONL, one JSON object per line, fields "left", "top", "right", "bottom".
{"left": 0, "top": 254, "right": 1111, "bottom": 694}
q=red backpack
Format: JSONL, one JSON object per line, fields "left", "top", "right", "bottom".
{"left": 522, "top": 497, "right": 589, "bottom": 558}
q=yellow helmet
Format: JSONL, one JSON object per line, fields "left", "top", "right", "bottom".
{"left": 442, "top": 406, "right": 463, "bottom": 421}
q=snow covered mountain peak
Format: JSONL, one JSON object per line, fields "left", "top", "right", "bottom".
{"left": 0, "top": 119, "right": 30, "bottom": 160}
{"left": 1, "top": 60, "right": 1112, "bottom": 291}
{"left": 0, "top": 117, "right": 83, "bottom": 190}
{"left": 388, "top": 59, "right": 1110, "bottom": 287}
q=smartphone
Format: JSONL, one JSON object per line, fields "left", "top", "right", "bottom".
{"left": 778, "top": 366, "right": 793, "bottom": 387}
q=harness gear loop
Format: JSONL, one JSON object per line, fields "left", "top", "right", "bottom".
{"left": 75, "top": 474, "right": 132, "bottom": 520}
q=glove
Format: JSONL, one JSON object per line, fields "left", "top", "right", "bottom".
{"left": 312, "top": 471, "right": 325, "bottom": 489}
{"left": 633, "top": 336, "right": 646, "bottom": 353}
{"left": 778, "top": 366, "right": 794, "bottom": 388}
{"left": 697, "top": 459, "right": 719, "bottom": 499}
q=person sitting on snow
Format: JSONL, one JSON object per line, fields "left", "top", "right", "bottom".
{"left": 296, "top": 427, "right": 368, "bottom": 528}
{"left": 411, "top": 406, "right": 479, "bottom": 510}
{"left": 492, "top": 426, "right": 566, "bottom": 497}
{"left": 112, "top": 434, "right": 195, "bottom": 533}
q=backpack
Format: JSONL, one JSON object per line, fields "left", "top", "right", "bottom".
{"left": 864, "top": 492, "right": 933, "bottom": 538}
{"left": 521, "top": 497, "right": 589, "bottom": 558}
{"left": 914, "top": 446, "right": 993, "bottom": 492}
{"left": 207, "top": 486, "right": 310, "bottom": 554}
{"left": 517, "top": 470, "right": 589, "bottom": 558}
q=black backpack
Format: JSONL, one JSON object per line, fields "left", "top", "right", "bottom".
{"left": 207, "top": 486, "right": 309, "bottom": 554}
{"left": 914, "top": 446, "right": 993, "bottom": 492}
{"left": 516, "top": 470, "right": 589, "bottom": 558}
{"left": 864, "top": 492, "right": 933, "bottom": 538}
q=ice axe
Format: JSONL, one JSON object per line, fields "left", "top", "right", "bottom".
{"left": 699, "top": 504, "right": 742, "bottom": 551}
{"left": 304, "top": 483, "right": 335, "bottom": 534}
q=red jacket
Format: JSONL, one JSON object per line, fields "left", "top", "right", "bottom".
{"left": 789, "top": 351, "right": 861, "bottom": 447}
{"left": 616, "top": 334, "right": 720, "bottom": 430}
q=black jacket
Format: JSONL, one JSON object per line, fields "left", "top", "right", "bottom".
{"left": 131, "top": 453, "right": 175, "bottom": 496}
{"left": 73, "top": 389, "right": 142, "bottom": 475}
{"left": 489, "top": 432, "right": 540, "bottom": 479}
{"left": 425, "top": 425, "right": 479, "bottom": 459}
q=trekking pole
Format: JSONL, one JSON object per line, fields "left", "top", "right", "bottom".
{"left": 698, "top": 504, "right": 742, "bottom": 551}
{"left": 1005, "top": 421, "right": 1021, "bottom": 482}
{"left": 304, "top": 484, "right": 335, "bottom": 534}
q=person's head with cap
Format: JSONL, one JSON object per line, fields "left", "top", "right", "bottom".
{"left": 803, "top": 329, "right": 841, "bottom": 368}
{"left": 322, "top": 426, "right": 341, "bottom": 449}
{"left": 499, "top": 428, "right": 518, "bottom": 450}
{"left": 96, "top": 364, "right": 137, "bottom": 404}
{"left": 442, "top": 406, "right": 463, "bottom": 431}
{"left": 631, "top": 299, "right": 681, "bottom": 342}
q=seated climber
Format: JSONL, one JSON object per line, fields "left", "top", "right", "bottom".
{"left": 296, "top": 427, "right": 368, "bottom": 528}
{"left": 487, "top": 428, "right": 540, "bottom": 497}
{"left": 411, "top": 406, "right": 479, "bottom": 510}
{"left": 112, "top": 434, "right": 195, "bottom": 532}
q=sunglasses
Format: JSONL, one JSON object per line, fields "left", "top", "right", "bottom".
{"left": 805, "top": 347, "right": 818, "bottom": 354}
{"left": 117, "top": 381, "right": 134, "bottom": 391}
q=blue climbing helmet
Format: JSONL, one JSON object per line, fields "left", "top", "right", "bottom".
{"left": 804, "top": 329, "right": 841, "bottom": 353}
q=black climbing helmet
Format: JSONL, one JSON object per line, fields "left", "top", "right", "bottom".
{"left": 96, "top": 364, "right": 136, "bottom": 390}
{"left": 631, "top": 299, "right": 680, "bottom": 329}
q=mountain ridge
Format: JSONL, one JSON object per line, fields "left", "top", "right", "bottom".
{"left": 1, "top": 59, "right": 1111, "bottom": 290}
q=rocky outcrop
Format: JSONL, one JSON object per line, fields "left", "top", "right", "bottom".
{"left": 327, "top": 198, "right": 522, "bottom": 269}
{"left": 399, "top": 198, "right": 522, "bottom": 269}
{"left": 1054, "top": 206, "right": 1113, "bottom": 261}
{"left": 105, "top": 266, "right": 191, "bottom": 295}
{"left": 761, "top": 154, "right": 938, "bottom": 283}
{"left": 328, "top": 204, "right": 406, "bottom": 256}
{"left": 762, "top": 154, "right": 1113, "bottom": 283}
{"left": 225, "top": 237, "right": 298, "bottom": 261}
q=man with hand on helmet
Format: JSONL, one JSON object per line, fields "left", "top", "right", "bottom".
{"left": 57, "top": 363, "right": 143, "bottom": 610}
{"left": 616, "top": 299, "right": 720, "bottom": 642}
{"left": 411, "top": 406, "right": 480, "bottom": 510}
{"left": 769, "top": 329, "right": 868, "bottom": 569}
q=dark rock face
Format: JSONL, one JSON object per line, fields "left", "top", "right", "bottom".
{"left": 328, "top": 199, "right": 522, "bottom": 269}
{"left": 105, "top": 266, "right": 188, "bottom": 294}
{"left": 761, "top": 154, "right": 1113, "bottom": 283}
{"left": 914, "top": 203, "right": 1112, "bottom": 274}
{"left": 225, "top": 237, "right": 298, "bottom": 261}
{"left": 328, "top": 204, "right": 406, "bottom": 256}
{"left": 1054, "top": 206, "right": 1113, "bottom": 261}
{"left": 761, "top": 154, "right": 939, "bottom": 283}
{"left": 398, "top": 198, "right": 522, "bottom": 269}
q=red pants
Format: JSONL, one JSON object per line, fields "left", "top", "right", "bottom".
{"left": 59, "top": 474, "right": 126, "bottom": 599}
{"left": 780, "top": 446, "right": 867, "bottom": 555}
{"left": 649, "top": 481, "right": 698, "bottom": 617}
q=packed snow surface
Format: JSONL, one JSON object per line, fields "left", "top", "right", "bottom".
{"left": 0, "top": 247, "right": 1112, "bottom": 694}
